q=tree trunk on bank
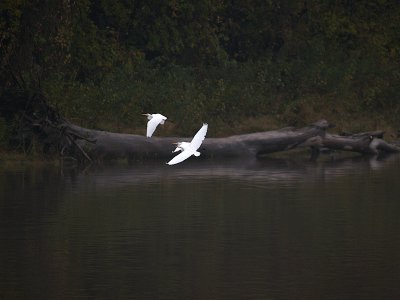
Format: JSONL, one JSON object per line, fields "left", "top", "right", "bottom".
{"left": 68, "top": 120, "right": 331, "bottom": 161}
{"left": 302, "top": 130, "right": 400, "bottom": 159}
{"left": 68, "top": 120, "right": 400, "bottom": 163}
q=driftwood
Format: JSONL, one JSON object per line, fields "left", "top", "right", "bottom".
{"left": 69, "top": 119, "right": 330, "bottom": 161}
{"left": 302, "top": 130, "right": 400, "bottom": 159}
{"left": 68, "top": 119, "right": 400, "bottom": 163}
{"left": 1, "top": 81, "right": 399, "bottom": 163}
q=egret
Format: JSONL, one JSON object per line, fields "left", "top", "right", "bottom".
{"left": 142, "top": 113, "right": 167, "bottom": 137}
{"left": 167, "top": 123, "right": 208, "bottom": 165}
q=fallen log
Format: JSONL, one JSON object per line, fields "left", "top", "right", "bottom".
{"left": 302, "top": 131, "right": 400, "bottom": 158}
{"left": 70, "top": 119, "right": 331, "bottom": 161}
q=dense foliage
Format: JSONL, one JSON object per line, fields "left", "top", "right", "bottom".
{"left": 1, "top": 0, "right": 400, "bottom": 138}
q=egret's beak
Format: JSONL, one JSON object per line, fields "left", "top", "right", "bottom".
{"left": 172, "top": 142, "right": 179, "bottom": 145}
{"left": 142, "top": 114, "right": 148, "bottom": 116}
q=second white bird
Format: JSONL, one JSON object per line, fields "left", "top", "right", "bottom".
{"left": 143, "top": 113, "right": 167, "bottom": 137}
{"left": 167, "top": 123, "right": 208, "bottom": 165}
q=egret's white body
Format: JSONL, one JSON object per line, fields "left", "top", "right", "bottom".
{"left": 167, "top": 123, "right": 208, "bottom": 165}
{"left": 172, "top": 142, "right": 190, "bottom": 153}
{"left": 143, "top": 113, "right": 167, "bottom": 137}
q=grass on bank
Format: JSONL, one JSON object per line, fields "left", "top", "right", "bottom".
{"left": 40, "top": 55, "right": 399, "bottom": 139}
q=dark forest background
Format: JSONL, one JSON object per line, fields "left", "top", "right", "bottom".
{"left": 1, "top": 0, "right": 399, "bottom": 143}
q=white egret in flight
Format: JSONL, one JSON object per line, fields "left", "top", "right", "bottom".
{"left": 167, "top": 123, "right": 208, "bottom": 165}
{"left": 142, "top": 113, "right": 167, "bottom": 137}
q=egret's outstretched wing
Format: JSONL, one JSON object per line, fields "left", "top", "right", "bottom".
{"left": 190, "top": 123, "right": 208, "bottom": 150}
{"left": 146, "top": 117, "right": 160, "bottom": 137}
{"left": 167, "top": 150, "right": 194, "bottom": 165}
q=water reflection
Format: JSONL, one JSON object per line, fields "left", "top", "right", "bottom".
{"left": 70, "top": 154, "right": 400, "bottom": 188}
{"left": 1, "top": 154, "right": 400, "bottom": 299}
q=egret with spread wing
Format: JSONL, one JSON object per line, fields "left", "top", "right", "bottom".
{"left": 167, "top": 123, "right": 208, "bottom": 165}
{"left": 143, "top": 113, "right": 167, "bottom": 137}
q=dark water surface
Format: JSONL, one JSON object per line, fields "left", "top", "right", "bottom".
{"left": 1, "top": 155, "right": 400, "bottom": 299}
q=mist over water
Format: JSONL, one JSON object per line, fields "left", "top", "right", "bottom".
{"left": 1, "top": 155, "right": 400, "bottom": 299}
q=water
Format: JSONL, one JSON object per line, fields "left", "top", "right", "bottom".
{"left": 1, "top": 155, "right": 400, "bottom": 299}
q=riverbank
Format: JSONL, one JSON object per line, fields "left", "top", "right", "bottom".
{"left": 0, "top": 150, "right": 62, "bottom": 166}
